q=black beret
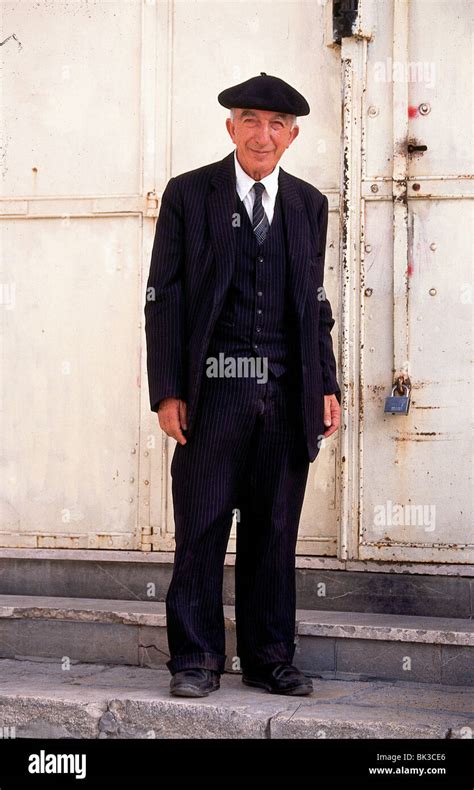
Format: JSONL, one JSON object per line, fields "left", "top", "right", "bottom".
{"left": 218, "top": 72, "right": 310, "bottom": 117}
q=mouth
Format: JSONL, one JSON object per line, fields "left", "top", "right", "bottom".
{"left": 249, "top": 149, "right": 274, "bottom": 155}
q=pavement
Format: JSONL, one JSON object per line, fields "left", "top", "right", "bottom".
{"left": 0, "top": 658, "right": 473, "bottom": 739}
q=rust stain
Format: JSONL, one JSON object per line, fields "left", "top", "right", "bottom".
{"left": 393, "top": 135, "right": 408, "bottom": 157}
{"left": 394, "top": 432, "right": 449, "bottom": 442}
{"left": 393, "top": 178, "right": 407, "bottom": 204}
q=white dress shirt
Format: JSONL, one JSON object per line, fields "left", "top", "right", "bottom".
{"left": 234, "top": 150, "right": 280, "bottom": 225}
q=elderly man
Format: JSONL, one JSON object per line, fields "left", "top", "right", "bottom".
{"left": 145, "top": 73, "right": 341, "bottom": 698}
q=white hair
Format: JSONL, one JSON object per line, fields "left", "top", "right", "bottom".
{"left": 229, "top": 107, "right": 297, "bottom": 129}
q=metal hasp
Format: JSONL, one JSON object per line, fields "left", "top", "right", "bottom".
{"left": 384, "top": 377, "right": 411, "bottom": 415}
{"left": 407, "top": 143, "right": 428, "bottom": 154}
{"left": 390, "top": 0, "right": 412, "bottom": 418}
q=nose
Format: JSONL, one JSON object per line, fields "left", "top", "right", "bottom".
{"left": 254, "top": 123, "right": 271, "bottom": 146}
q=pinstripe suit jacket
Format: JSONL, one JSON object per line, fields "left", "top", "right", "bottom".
{"left": 144, "top": 150, "right": 341, "bottom": 462}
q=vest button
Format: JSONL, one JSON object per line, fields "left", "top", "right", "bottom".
{"left": 257, "top": 256, "right": 264, "bottom": 263}
{"left": 257, "top": 291, "right": 263, "bottom": 297}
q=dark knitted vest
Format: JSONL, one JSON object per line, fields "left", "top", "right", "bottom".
{"left": 208, "top": 191, "right": 296, "bottom": 377}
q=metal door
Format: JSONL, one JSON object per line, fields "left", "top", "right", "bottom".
{"left": 147, "top": 0, "right": 342, "bottom": 554}
{"left": 0, "top": 0, "right": 161, "bottom": 549}
{"left": 340, "top": 0, "right": 473, "bottom": 564}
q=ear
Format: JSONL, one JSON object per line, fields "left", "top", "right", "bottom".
{"left": 286, "top": 125, "right": 300, "bottom": 148}
{"left": 226, "top": 116, "right": 237, "bottom": 143}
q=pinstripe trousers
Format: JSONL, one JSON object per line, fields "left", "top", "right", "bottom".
{"left": 166, "top": 366, "right": 309, "bottom": 675}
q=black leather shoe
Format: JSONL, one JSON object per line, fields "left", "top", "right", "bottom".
{"left": 170, "top": 668, "right": 220, "bottom": 697}
{"left": 242, "top": 662, "right": 313, "bottom": 696}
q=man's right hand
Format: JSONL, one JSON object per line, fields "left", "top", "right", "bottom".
{"left": 157, "top": 397, "right": 188, "bottom": 445}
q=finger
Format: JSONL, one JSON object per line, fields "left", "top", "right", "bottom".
{"left": 331, "top": 405, "right": 341, "bottom": 429}
{"left": 172, "top": 427, "right": 187, "bottom": 445}
{"left": 162, "top": 420, "right": 187, "bottom": 445}
{"left": 158, "top": 413, "right": 175, "bottom": 434}
{"left": 324, "top": 401, "right": 341, "bottom": 437}
{"left": 323, "top": 400, "right": 332, "bottom": 427}
{"left": 158, "top": 413, "right": 166, "bottom": 433}
{"left": 323, "top": 424, "right": 338, "bottom": 438}
{"left": 179, "top": 400, "right": 188, "bottom": 430}
{"left": 158, "top": 411, "right": 187, "bottom": 445}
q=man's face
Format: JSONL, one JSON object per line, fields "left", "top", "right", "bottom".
{"left": 226, "top": 108, "right": 299, "bottom": 180}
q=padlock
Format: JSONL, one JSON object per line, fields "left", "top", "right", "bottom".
{"left": 384, "top": 383, "right": 411, "bottom": 414}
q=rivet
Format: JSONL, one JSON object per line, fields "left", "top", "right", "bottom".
{"left": 430, "top": 242, "right": 437, "bottom": 251}
{"left": 371, "top": 184, "right": 379, "bottom": 193}
{"left": 144, "top": 480, "right": 150, "bottom": 486}
{"left": 364, "top": 287, "right": 373, "bottom": 297}
{"left": 368, "top": 105, "right": 379, "bottom": 117}
{"left": 129, "top": 477, "right": 134, "bottom": 483}
{"left": 131, "top": 448, "right": 136, "bottom": 454}
{"left": 365, "top": 244, "right": 372, "bottom": 253}
{"left": 419, "top": 103, "right": 430, "bottom": 115}
{"left": 429, "top": 288, "right": 437, "bottom": 296}
{"left": 412, "top": 183, "right": 421, "bottom": 191}
{"left": 144, "top": 451, "right": 149, "bottom": 457}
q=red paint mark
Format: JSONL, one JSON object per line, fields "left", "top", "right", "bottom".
{"left": 407, "top": 261, "right": 414, "bottom": 277}
{"left": 408, "top": 106, "right": 418, "bottom": 119}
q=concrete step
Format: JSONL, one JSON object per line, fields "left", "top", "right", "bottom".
{"left": 0, "top": 657, "right": 473, "bottom": 739}
{"left": 1, "top": 595, "right": 473, "bottom": 686}
{"left": 1, "top": 553, "right": 473, "bottom": 618}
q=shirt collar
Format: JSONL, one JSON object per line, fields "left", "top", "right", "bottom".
{"left": 234, "top": 149, "right": 280, "bottom": 202}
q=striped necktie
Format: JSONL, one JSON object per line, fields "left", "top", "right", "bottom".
{"left": 252, "top": 181, "right": 269, "bottom": 245}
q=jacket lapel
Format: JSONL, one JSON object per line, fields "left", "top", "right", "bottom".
{"left": 206, "top": 152, "right": 312, "bottom": 321}
{"left": 206, "top": 151, "right": 238, "bottom": 307}
{"left": 278, "top": 168, "right": 312, "bottom": 322}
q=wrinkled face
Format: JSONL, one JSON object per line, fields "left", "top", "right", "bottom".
{"left": 226, "top": 108, "right": 299, "bottom": 180}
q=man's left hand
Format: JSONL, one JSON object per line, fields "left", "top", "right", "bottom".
{"left": 323, "top": 394, "right": 341, "bottom": 438}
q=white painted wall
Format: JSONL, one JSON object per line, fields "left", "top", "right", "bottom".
{"left": 0, "top": 0, "right": 472, "bottom": 566}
